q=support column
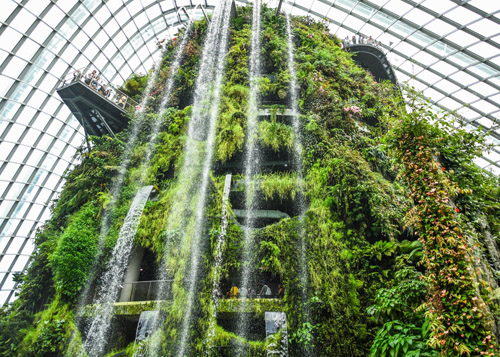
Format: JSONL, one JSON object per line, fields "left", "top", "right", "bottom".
{"left": 119, "top": 245, "right": 145, "bottom": 302}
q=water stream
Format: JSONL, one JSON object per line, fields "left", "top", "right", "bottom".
{"left": 83, "top": 185, "right": 154, "bottom": 357}
{"left": 81, "top": 25, "right": 193, "bottom": 356}
{"left": 77, "top": 58, "right": 162, "bottom": 311}
{"left": 286, "top": 11, "right": 312, "bottom": 356}
{"left": 177, "top": 1, "right": 233, "bottom": 354}
{"left": 144, "top": 1, "right": 234, "bottom": 355}
{"left": 75, "top": 57, "right": 162, "bottom": 356}
{"left": 205, "top": 173, "right": 233, "bottom": 353}
{"left": 236, "top": 0, "right": 262, "bottom": 343}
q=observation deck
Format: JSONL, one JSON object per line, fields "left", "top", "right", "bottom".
{"left": 56, "top": 70, "right": 137, "bottom": 138}
{"left": 345, "top": 44, "right": 398, "bottom": 84}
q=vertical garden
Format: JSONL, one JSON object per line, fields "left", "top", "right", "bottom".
{"left": 1, "top": 3, "right": 499, "bottom": 357}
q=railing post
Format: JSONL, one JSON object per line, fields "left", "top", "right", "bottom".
{"left": 146, "top": 281, "right": 152, "bottom": 301}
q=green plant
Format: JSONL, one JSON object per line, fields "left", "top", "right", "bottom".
{"left": 370, "top": 320, "right": 437, "bottom": 357}
{"left": 51, "top": 202, "right": 99, "bottom": 301}
{"left": 290, "top": 322, "right": 317, "bottom": 348}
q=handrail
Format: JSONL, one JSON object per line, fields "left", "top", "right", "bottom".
{"left": 119, "top": 279, "right": 173, "bottom": 302}
{"left": 58, "top": 68, "right": 138, "bottom": 112}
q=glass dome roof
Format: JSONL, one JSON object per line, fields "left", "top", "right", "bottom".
{"left": 0, "top": 0, "right": 499, "bottom": 305}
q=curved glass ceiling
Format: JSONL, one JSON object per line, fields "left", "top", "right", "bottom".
{"left": 0, "top": 0, "right": 499, "bottom": 305}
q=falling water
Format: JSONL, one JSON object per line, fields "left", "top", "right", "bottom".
{"left": 83, "top": 185, "right": 154, "bottom": 357}
{"left": 77, "top": 57, "right": 162, "bottom": 310}
{"left": 140, "top": 23, "right": 194, "bottom": 183}
{"left": 205, "top": 173, "right": 232, "bottom": 353}
{"left": 71, "top": 56, "right": 162, "bottom": 354}
{"left": 177, "top": 1, "right": 233, "bottom": 354}
{"left": 144, "top": 1, "right": 234, "bottom": 356}
{"left": 236, "top": 0, "right": 262, "bottom": 343}
{"left": 81, "top": 26, "right": 193, "bottom": 356}
{"left": 286, "top": 11, "right": 312, "bottom": 356}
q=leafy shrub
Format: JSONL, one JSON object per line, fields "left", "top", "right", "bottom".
{"left": 51, "top": 202, "right": 99, "bottom": 301}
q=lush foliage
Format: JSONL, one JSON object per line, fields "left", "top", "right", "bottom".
{"left": 1, "top": 4, "right": 499, "bottom": 357}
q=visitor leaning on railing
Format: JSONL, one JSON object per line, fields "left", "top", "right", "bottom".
{"left": 60, "top": 68, "right": 137, "bottom": 110}
{"left": 341, "top": 34, "right": 384, "bottom": 50}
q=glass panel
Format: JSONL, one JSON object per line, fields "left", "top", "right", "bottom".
{"left": 30, "top": 22, "right": 53, "bottom": 45}
{"left": 425, "top": 18, "right": 456, "bottom": 36}
{"left": 448, "top": 71, "right": 478, "bottom": 86}
{"left": 422, "top": 0, "right": 456, "bottom": 13}
{"left": 115, "top": 7, "right": 130, "bottom": 24}
{"left": 453, "top": 89, "right": 480, "bottom": 104}
{"left": 433, "top": 78, "right": 460, "bottom": 93}
{"left": 431, "top": 60, "right": 457, "bottom": 76}
{"left": 4, "top": 182, "right": 24, "bottom": 200}
{"left": 84, "top": 17, "right": 101, "bottom": 38}
{"left": 2, "top": 273, "right": 17, "bottom": 290}
{"left": 6, "top": 238, "right": 24, "bottom": 255}
{"left": 404, "top": 8, "right": 434, "bottom": 27}
{"left": 42, "top": 6, "right": 65, "bottom": 28}
{"left": 469, "top": 81, "right": 497, "bottom": 96}
{"left": 468, "top": 42, "right": 498, "bottom": 59}
{"left": 0, "top": 28, "right": 23, "bottom": 53}
{"left": 10, "top": 10, "right": 37, "bottom": 34}
{"left": 384, "top": 0, "right": 413, "bottom": 16}
{"left": 0, "top": 0, "right": 17, "bottom": 24}
{"left": 0, "top": 142, "right": 15, "bottom": 161}
{"left": 445, "top": 6, "right": 481, "bottom": 25}
{"left": 468, "top": 0, "right": 500, "bottom": 14}
{"left": 417, "top": 69, "right": 441, "bottom": 85}
{"left": 472, "top": 100, "right": 498, "bottom": 115}
{"left": 467, "top": 18, "right": 499, "bottom": 38}
{"left": 57, "top": 1, "right": 77, "bottom": 15}
{"left": 27, "top": 91, "right": 46, "bottom": 108}
{"left": 12, "top": 254, "right": 30, "bottom": 272}
{"left": 17, "top": 221, "right": 35, "bottom": 237}
{"left": 26, "top": 203, "right": 44, "bottom": 221}
{"left": 5, "top": 123, "right": 25, "bottom": 144}
{"left": 16, "top": 39, "right": 40, "bottom": 61}
{"left": 24, "top": 148, "right": 43, "bottom": 167}
{"left": 445, "top": 30, "right": 479, "bottom": 48}
{"left": 94, "top": 6, "right": 112, "bottom": 24}
{"left": 0, "top": 77, "right": 15, "bottom": 98}
{"left": 438, "top": 97, "right": 462, "bottom": 111}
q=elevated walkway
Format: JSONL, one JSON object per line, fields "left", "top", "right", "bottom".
{"left": 81, "top": 300, "right": 171, "bottom": 317}
{"left": 56, "top": 70, "right": 137, "bottom": 138}
{"left": 81, "top": 298, "right": 283, "bottom": 318}
{"left": 346, "top": 44, "right": 398, "bottom": 84}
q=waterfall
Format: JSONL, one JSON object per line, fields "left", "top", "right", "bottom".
{"left": 206, "top": 174, "right": 233, "bottom": 352}
{"left": 81, "top": 25, "right": 193, "bottom": 356}
{"left": 73, "top": 55, "right": 162, "bottom": 354}
{"left": 145, "top": 1, "right": 234, "bottom": 355}
{"left": 82, "top": 185, "right": 154, "bottom": 357}
{"left": 177, "top": 0, "right": 233, "bottom": 354}
{"left": 77, "top": 57, "right": 162, "bottom": 310}
{"left": 285, "top": 11, "right": 312, "bottom": 356}
{"left": 236, "top": 0, "right": 262, "bottom": 342}
{"left": 265, "top": 312, "right": 289, "bottom": 356}
{"left": 140, "top": 23, "right": 194, "bottom": 183}
{"left": 136, "top": 311, "right": 160, "bottom": 342}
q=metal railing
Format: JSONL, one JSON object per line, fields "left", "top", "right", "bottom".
{"left": 58, "top": 68, "right": 138, "bottom": 111}
{"left": 120, "top": 280, "right": 173, "bottom": 302}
